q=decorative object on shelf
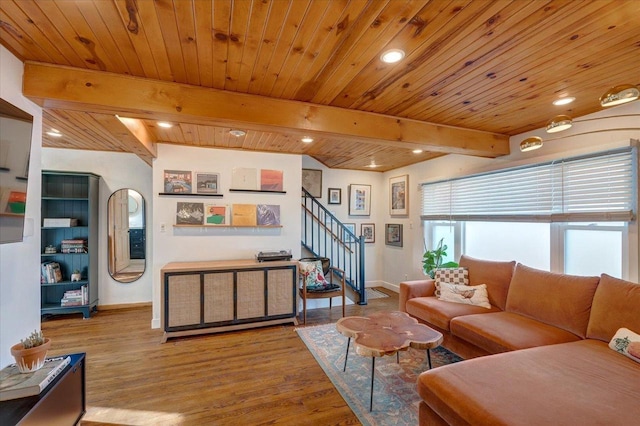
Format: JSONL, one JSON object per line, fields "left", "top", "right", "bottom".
{"left": 204, "top": 204, "right": 229, "bottom": 225}
{"left": 422, "top": 238, "right": 459, "bottom": 278}
{"left": 10, "top": 330, "right": 51, "bottom": 373}
{"left": 176, "top": 202, "right": 204, "bottom": 225}
{"left": 257, "top": 204, "right": 281, "bottom": 226}
{"left": 361, "top": 223, "right": 375, "bottom": 243}
{"left": 43, "top": 218, "right": 77, "bottom": 227}
{"left": 71, "top": 269, "right": 82, "bottom": 282}
{"left": 231, "top": 167, "right": 258, "bottom": 190}
{"left": 195, "top": 171, "right": 220, "bottom": 194}
{"left": 44, "top": 245, "right": 57, "bottom": 254}
{"left": 231, "top": 203, "right": 257, "bottom": 226}
{"left": 302, "top": 168, "right": 322, "bottom": 198}
{"left": 260, "top": 169, "right": 284, "bottom": 191}
{"left": 163, "top": 170, "right": 192, "bottom": 193}
{"left": 389, "top": 174, "right": 409, "bottom": 216}
{"left": 385, "top": 223, "right": 403, "bottom": 247}
{"left": 328, "top": 188, "right": 341, "bottom": 204}
{"left": 349, "top": 184, "right": 371, "bottom": 216}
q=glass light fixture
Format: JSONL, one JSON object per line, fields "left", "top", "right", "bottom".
{"left": 599, "top": 84, "right": 640, "bottom": 107}
{"left": 229, "top": 129, "right": 246, "bottom": 137}
{"left": 520, "top": 136, "right": 543, "bottom": 152}
{"left": 552, "top": 96, "right": 575, "bottom": 106}
{"left": 546, "top": 115, "right": 572, "bottom": 133}
{"left": 157, "top": 121, "right": 173, "bottom": 128}
{"left": 380, "top": 49, "right": 405, "bottom": 64}
{"left": 301, "top": 136, "right": 314, "bottom": 143}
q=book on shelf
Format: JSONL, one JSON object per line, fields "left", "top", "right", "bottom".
{"left": 40, "top": 262, "right": 62, "bottom": 284}
{"left": 0, "top": 356, "right": 71, "bottom": 401}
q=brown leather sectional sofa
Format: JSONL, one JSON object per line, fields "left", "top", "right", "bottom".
{"left": 399, "top": 255, "right": 640, "bottom": 425}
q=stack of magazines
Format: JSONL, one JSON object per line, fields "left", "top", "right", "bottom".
{"left": 0, "top": 356, "right": 71, "bottom": 401}
{"left": 61, "top": 286, "right": 87, "bottom": 306}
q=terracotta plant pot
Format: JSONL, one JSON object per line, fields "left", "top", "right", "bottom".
{"left": 10, "top": 338, "right": 51, "bottom": 373}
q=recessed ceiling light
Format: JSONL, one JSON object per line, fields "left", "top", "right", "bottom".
{"left": 229, "top": 129, "right": 246, "bottom": 137}
{"left": 412, "top": 149, "right": 423, "bottom": 154}
{"left": 158, "top": 121, "right": 173, "bottom": 128}
{"left": 46, "top": 129, "right": 62, "bottom": 137}
{"left": 552, "top": 96, "right": 575, "bottom": 106}
{"left": 380, "top": 49, "right": 405, "bottom": 64}
{"left": 301, "top": 136, "right": 314, "bottom": 143}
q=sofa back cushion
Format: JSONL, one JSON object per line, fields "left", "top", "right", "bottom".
{"left": 458, "top": 255, "right": 516, "bottom": 310}
{"left": 587, "top": 274, "right": 640, "bottom": 342}
{"left": 505, "top": 264, "right": 600, "bottom": 338}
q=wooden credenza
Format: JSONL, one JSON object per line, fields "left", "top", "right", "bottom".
{"left": 161, "top": 259, "right": 298, "bottom": 342}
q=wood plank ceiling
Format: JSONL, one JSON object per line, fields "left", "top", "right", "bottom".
{"left": 1, "top": 0, "right": 639, "bottom": 171}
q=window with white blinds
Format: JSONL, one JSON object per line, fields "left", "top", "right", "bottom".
{"left": 421, "top": 147, "right": 637, "bottom": 222}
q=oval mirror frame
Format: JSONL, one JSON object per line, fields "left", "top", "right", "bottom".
{"left": 108, "top": 188, "right": 145, "bottom": 283}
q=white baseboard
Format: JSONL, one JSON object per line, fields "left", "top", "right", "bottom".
{"left": 151, "top": 318, "right": 161, "bottom": 329}
{"left": 366, "top": 280, "right": 399, "bottom": 293}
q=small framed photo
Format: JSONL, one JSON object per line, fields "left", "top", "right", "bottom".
{"left": 389, "top": 174, "right": 408, "bottom": 216}
{"left": 344, "top": 223, "right": 356, "bottom": 242}
{"left": 176, "top": 202, "right": 204, "bottom": 225}
{"left": 361, "top": 223, "right": 375, "bottom": 243}
{"left": 164, "top": 170, "right": 192, "bottom": 193}
{"left": 328, "top": 188, "right": 341, "bottom": 205}
{"left": 302, "top": 168, "right": 322, "bottom": 198}
{"left": 385, "top": 223, "right": 403, "bottom": 247}
{"left": 349, "top": 184, "right": 371, "bottom": 216}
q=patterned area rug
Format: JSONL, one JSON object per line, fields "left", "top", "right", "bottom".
{"left": 365, "top": 288, "right": 389, "bottom": 299}
{"left": 296, "top": 323, "right": 462, "bottom": 426}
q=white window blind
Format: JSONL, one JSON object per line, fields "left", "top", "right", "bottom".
{"left": 421, "top": 147, "right": 637, "bottom": 222}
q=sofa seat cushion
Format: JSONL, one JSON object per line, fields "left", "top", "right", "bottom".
{"left": 418, "top": 339, "right": 640, "bottom": 426}
{"left": 506, "top": 264, "right": 600, "bottom": 338}
{"left": 451, "top": 311, "right": 581, "bottom": 353}
{"left": 406, "top": 296, "right": 501, "bottom": 331}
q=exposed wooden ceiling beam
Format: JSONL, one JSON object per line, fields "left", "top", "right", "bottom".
{"left": 114, "top": 116, "right": 157, "bottom": 159}
{"left": 22, "top": 61, "right": 510, "bottom": 158}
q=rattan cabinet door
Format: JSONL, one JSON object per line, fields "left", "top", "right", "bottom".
{"left": 236, "top": 270, "right": 265, "bottom": 319}
{"left": 267, "top": 268, "right": 294, "bottom": 316}
{"left": 167, "top": 274, "right": 200, "bottom": 327}
{"left": 203, "top": 272, "right": 234, "bottom": 323}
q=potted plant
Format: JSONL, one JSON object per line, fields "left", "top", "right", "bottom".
{"left": 422, "top": 238, "right": 459, "bottom": 278}
{"left": 10, "top": 330, "right": 51, "bottom": 373}
{"left": 71, "top": 269, "right": 82, "bottom": 282}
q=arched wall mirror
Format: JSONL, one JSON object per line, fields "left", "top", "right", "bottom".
{"left": 108, "top": 189, "right": 145, "bottom": 283}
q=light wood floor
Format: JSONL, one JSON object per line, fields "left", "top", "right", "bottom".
{"left": 42, "top": 288, "right": 399, "bottom": 425}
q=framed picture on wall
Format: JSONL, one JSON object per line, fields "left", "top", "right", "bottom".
{"left": 389, "top": 174, "right": 408, "bottom": 216}
{"left": 343, "top": 223, "right": 356, "bottom": 242}
{"left": 164, "top": 170, "right": 192, "bottom": 194}
{"left": 361, "top": 223, "right": 375, "bottom": 243}
{"left": 302, "top": 168, "right": 322, "bottom": 198}
{"left": 385, "top": 223, "right": 403, "bottom": 247}
{"left": 328, "top": 188, "right": 341, "bottom": 205}
{"left": 348, "top": 184, "right": 371, "bottom": 216}
{"left": 195, "top": 172, "right": 220, "bottom": 194}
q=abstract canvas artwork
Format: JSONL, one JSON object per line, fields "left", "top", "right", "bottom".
{"left": 257, "top": 204, "right": 281, "bottom": 226}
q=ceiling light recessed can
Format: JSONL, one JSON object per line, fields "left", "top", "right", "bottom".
{"left": 412, "top": 149, "right": 423, "bottom": 154}
{"left": 552, "top": 96, "right": 575, "bottom": 106}
{"left": 380, "top": 49, "right": 405, "bottom": 64}
{"left": 158, "top": 121, "right": 173, "bottom": 128}
{"left": 46, "top": 131, "right": 63, "bottom": 137}
{"left": 301, "top": 136, "right": 314, "bottom": 143}
{"left": 546, "top": 115, "right": 573, "bottom": 133}
{"left": 520, "top": 136, "right": 543, "bottom": 152}
{"left": 229, "top": 129, "right": 246, "bottom": 137}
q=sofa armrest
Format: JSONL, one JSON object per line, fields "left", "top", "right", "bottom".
{"left": 399, "top": 279, "right": 436, "bottom": 311}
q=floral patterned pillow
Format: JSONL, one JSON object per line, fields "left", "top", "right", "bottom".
{"left": 300, "top": 260, "right": 335, "bottom": 291}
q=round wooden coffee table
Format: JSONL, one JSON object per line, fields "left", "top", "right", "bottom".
{"left": 336, "top": 311, "right": 443, "bottom": 411}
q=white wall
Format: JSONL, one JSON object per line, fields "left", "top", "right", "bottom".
{"left": 380, "top": 101, "right": 640, "bottom": 286}
{"left": 0, "top": 46, "right": 42, "bottom": 368}
{"left": 301, "top": 156, "right": 385, "bottom": 286}
{"left": 42, "top": 148, "right": 153, "bottom": 306}
{"left": 151, "top": 144, "right": 303, "bottom": 328}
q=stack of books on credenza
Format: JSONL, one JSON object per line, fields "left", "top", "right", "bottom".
{"left": 0, "top": 356, "right": 71, "bottom": 401}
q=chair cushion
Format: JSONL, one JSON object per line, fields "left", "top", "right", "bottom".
{"left": 299, "top": 260, "right": 338, "bottom": 291}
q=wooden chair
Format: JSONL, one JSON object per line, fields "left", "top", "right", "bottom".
{"left": 298, "top": 257, "right": 346, "bottom": 324}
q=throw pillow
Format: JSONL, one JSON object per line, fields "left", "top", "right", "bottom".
{"left": 434, "top": 267, "right": 469, "bottom": 297}
{"left": 299, "top": 260, "right": 337, "bottom": 292}
{"left": 609, "top": 327, "right": 640, "bottom": 363}
{"left": 437, "top": 282, "right": 491, "bottom": 309}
